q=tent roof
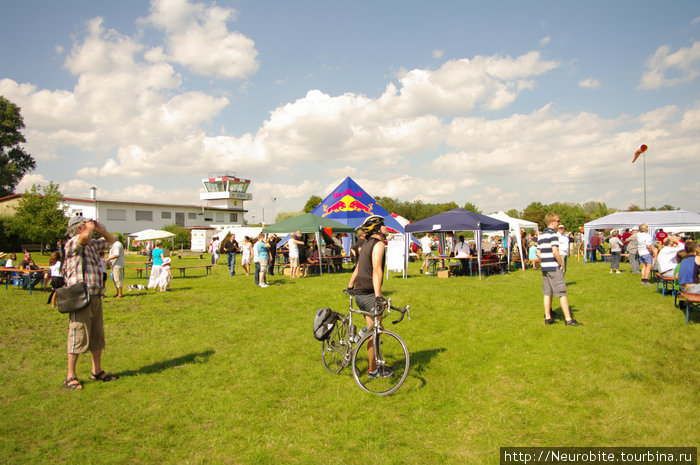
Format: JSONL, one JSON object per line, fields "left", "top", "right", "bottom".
{"left": 405, "top": 209, "right": 509, "bottom": 233}
{"left": 310, "top": 176, "right": 407, "bottom": 233}
{"left": 584, "top": 210, "right": 700, "bottom": 230}
{"left": 128, "top": 229, "right": 176, "bottom": 241}
{"left": 487, "top": 211, "right": 539, "bottom": 230}
{"left": 261, "top": 213, "right": 355, "bottom": 234}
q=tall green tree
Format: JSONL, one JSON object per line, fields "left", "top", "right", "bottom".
{"left": 522, "top": 201, "right": 547, "bottom": 229}
{"left": 506, "top": 209, "right": 520, "bottom": 219}
{"left": 1, "top": 96, "right": 36, "bottom": 196}
{"left": 8, "top": 182, "right": 67, "bottom": 251}
{"left": 462, "top": 202, "right": 481, "bottom": 213}
{"left": 303, "top": 195, "right": 322, "bottom": 213}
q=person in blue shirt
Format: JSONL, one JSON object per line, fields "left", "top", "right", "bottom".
{"left": 147, "top": 240, "right": 165, "bottom": 290}
{"left": 254, "top": 234, "right": 271, "bottom": 288}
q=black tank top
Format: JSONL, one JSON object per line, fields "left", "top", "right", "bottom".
{"left": 354, "top": 236, "right": 385, "bottom": 294}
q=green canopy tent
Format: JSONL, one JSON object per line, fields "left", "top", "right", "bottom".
{"left": 262, "top": 213, "right": 355, "bottom": 275}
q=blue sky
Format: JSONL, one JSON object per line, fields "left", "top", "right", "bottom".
{"left": 1, "top": 0, "right": 699, "bottom": 223}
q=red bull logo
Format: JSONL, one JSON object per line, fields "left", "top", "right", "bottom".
{"left": 333, "top": 189, "right": 363, "bottom": 199}
{"left": 322, "top": 194, "right": 373, "bottom": 217}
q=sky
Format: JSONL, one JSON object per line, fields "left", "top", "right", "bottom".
{"left": 1, "top": 0, "right": 699, "bottom": 224}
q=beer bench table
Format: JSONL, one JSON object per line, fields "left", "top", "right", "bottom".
{"left": 174, "top": 264, "right": 213, "bottom": 277}
{"left": 678, "top": 291, "right": 700, "bottom": 324}
{"left": 0, "top": 267, "right": 47, "bottom": 294}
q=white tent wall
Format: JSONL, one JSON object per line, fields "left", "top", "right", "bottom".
{"left": 487, "top": 212, "right": 539, "bottom": 271}
{"left": 583, "top": 210, "right": 700, "bottom": 263}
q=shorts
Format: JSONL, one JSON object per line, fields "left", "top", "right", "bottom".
{"left": 542, "top": 269, "right": 567, "bottom": 297}
{"left": 112, "top": 266, "right": 124, "bottom": 288}
{"left": 355, "top": 293, "right": 379, "bottom": 315}
{"left": 290, "top": 257, "right": 299, "bottom": 267}
{"left": 259, "top": 259, "right": 269, "bottom": 274}
{"left": 639, "top": 254, "right": 653, "bottom": 265}
{"left": 67, "top": 297, "right": 105, "bottom": 354}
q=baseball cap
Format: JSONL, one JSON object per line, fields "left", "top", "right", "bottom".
{"left": 68, "top": 216, "right": 89, "bottom": 229}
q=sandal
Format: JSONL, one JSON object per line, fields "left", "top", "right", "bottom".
{"left": 90, "top": 370, "right": 118, "bottom": 382}
{"left": 63, "top": 377, "right": 82, "bottom": 390}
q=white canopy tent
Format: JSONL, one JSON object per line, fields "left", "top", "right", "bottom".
{"left": 486, "top": 211, "right": 539, "bottom": 271}
{"left": 127, "top": 229, "right": 176, "bottom": 254}
{"left": 583, "top": 210, "right": 700, "bottom": 262}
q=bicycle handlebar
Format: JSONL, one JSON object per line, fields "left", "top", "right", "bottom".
{"left": 342, "top": 289, "right": 410, "bottom": 323}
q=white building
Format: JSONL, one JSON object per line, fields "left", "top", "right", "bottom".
{"left": 1, "top": 173, "right": 252, "bottom": 239}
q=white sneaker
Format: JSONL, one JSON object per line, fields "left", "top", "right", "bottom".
{"left": 259, "top": 283, "right": 268, "bottom": 288}
{"left": 616, "top": 271, "right": 621, "bottom": 274}
{"left": 610, "top": 270, "right": 613, "bottom": 273}
{"left": 425, "top": 272, "right": 430, "bottom": 275}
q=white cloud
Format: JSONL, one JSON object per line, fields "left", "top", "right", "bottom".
{"left": 578, "top": 77, "right": 600, "bottom": 89}
{"left": 144, "top": 0, "right": 259, "bottom": 79}
{"left": 432, "top": 49, "right": 444, "bottom": 59}
{"left": 539, "top": 36, "right": 551, "bottom": 47}
{"left": 639, "top": 41, "right": 700, "bottom": 89}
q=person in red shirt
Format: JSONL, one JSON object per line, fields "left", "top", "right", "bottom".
{"left": 655, "top": 228, "right": 668, "bottom": 243}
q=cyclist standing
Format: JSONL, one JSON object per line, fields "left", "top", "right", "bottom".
{"left": 347, "top": 215, "right": 392, "bottom": 378}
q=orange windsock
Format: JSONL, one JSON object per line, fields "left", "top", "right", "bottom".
{"left": 632, "top": 144, "right": 648, "bottom": 163}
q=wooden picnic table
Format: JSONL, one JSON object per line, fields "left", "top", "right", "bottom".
{"left": 0, "top": 267, "right": 47, "bottom": 294}
{"left": 173, "top": 264, "right": 213, "bottom": 278}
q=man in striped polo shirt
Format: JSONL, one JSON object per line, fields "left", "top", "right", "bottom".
{"left": 537, "top": 213, "right": 580, "bottom": 326}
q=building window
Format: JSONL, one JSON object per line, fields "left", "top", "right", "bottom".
{"left": 229, "top": 213, "right": 238, "bottom": 222}
{"left": 188, "top": 212, "right": 197, "bottom": 219}
{"left": 107, "top": 209, "right": 127, "bottom": 221}
{"left": 216, "top": 212, "right": 225, "bottom": 222}
{"left": 135, "top": 210, "right": 153, "bottom": 221}
{"left": 161, "top": 211, "right": 172, "bottom": 219}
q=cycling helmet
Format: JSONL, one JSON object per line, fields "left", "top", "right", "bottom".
{"left": 357, "top": 215, "right": 385, "bottom": 235}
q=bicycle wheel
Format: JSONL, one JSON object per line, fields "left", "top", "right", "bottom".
{"left": 351, "top": 329, "right": 409, "bottom": 395}
{"left": 322, "top": 320, "right": 350, "bottom": 373}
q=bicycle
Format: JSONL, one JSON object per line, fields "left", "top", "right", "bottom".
{"left": 321, "top": 289, "right": 411, "bottom": 396}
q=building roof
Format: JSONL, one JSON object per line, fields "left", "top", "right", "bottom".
{"left": 0, "top": 193, "right": 247, "bottom": 213}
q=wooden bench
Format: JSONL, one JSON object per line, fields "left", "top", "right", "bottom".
{"left": 0, "top": 267, "right": 46, "bottom": 294}
{"left": 174, "top": 265, "right": 213, "bottom": 278}
{"left": 678, "top": 291, "right": 700, "bottom": 324}
{"left": 657, "top": 275, "right": 676, "bottom": 297}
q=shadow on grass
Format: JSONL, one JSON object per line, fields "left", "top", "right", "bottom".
{"left": 115, "top": 350, "right": 215, "bottom": 378}
{"left": 406, "top": 347, "right": 447, "bottom": 390}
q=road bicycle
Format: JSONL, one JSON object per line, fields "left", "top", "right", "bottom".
{"left": 321, "top": 289, "right": 410, "bottom": 396}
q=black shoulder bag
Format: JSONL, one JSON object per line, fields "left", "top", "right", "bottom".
{"left": 56, "top": 249, "right": 91, "bottom": 314}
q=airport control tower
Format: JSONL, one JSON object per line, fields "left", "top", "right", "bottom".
{"left": 200, "top": 172, "right": 251, "bottom": 217}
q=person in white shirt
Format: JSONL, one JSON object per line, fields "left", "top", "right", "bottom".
{"left": 287, "top": 230, "right": 304, "bottom": 279}
{"left": 454, "top": 235, "right": 471, "bottom": 276}
{"left": 557, "top": 224, "right": 571, "bottom": 274}
{"left": 108, "top": 240, "right": 125, "bottom": 298}
{"left": 656, "top": 236, "right": 685, "bottom": 278}
{"left": 420, "top": 233, "right": 434, "bottom": 275}
{"left": 636, "top": 223, "right": 654, "bottom": 285}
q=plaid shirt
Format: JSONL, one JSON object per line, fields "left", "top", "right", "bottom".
{"left": 64, "top": 235, "right": 109, "bottom": 296}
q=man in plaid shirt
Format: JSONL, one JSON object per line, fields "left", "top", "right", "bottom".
{"left": 63, "top": 216, "right": 118, "bottom": 390}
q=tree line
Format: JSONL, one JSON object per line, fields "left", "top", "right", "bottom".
{"left": 288, "top": 195, "right": 678, "bottom": 231}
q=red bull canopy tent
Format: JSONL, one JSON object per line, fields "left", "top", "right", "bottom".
{"left": 311, "top": 177, "right": 408, "bottom": 234}
{"left": 404, "top": 209, "right": 509, "bottom": 279}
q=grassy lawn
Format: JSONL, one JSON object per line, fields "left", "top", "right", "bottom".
{"left": 0, "top": 256, "right": 698, "bottom": 464}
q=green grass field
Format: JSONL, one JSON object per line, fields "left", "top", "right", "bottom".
{"left": 0, "top": 256, "right": 698, "bottom": 464}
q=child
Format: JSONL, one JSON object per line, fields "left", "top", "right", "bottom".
{"left": 528, "top": 241, "right": 539, "bottom": 269}
{"left": 159, "top": 257, "right": 172, "bottom": 292}
{"left": 46, "top": 252, "right": 65, "bottom": 307}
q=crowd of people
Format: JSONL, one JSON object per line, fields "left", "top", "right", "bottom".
{"left": 586, "top": 224, "right": 699, "bottom": 294}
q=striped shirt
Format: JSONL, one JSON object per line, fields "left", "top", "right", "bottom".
{"left": 537, "top": 227, "right": 560, "bottom": 272}
{"left": 64, "top": 235, "right": 110, "bottom": 296}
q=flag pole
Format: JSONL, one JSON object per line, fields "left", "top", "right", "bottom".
{"left": 643, "top": 151, "right": 647, "bottom": 210}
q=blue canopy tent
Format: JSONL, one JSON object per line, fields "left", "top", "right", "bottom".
{"left": 405, "top": 209, "right": 509, "bottom": 279}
